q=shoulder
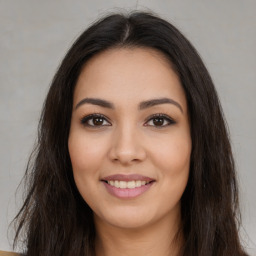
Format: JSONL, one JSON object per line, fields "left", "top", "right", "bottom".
{"left": 0, "top": 251, "right": 20, "bottom": 256}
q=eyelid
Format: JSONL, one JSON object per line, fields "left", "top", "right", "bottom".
{"left": 80, "top": 113, "right": 111, "bottom": 127}
{"left": 144, "top": 113, "right": 176, "bottom": 127}
{"left": 80, "top": 113, "right": 176, "bottom": 128}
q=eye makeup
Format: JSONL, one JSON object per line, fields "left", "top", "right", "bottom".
{"left": 80, "top": 113, "right": 111, "bottom": 128}
{"left": 144, "top": 113, "right": 176, "bottom": 128}
{"left": 80, "top": 113, "right": 176, "bottom": 129}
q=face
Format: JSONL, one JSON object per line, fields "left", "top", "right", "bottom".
{"left": 68, "top": 47, "right": 191, "bottom": 230}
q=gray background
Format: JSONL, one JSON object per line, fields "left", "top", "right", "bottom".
{"left": 0, "top": 0, "right": 255, "bottom": 254}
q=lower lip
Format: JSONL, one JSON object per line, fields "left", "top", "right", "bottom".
{"left": 102, "top": 182, "right": 154, "bottom": 199}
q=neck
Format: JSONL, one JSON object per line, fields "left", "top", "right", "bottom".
{"left": 94, "top": 212, "right": 183, "bottom": 256}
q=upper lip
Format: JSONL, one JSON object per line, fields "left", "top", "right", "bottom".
{"left": 101, "top": 174, "right": 155, "bottom": 182}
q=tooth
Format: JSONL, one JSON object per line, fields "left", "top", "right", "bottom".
{"left": 135, "top": 180, "right": 141, "bottom": 187}
{"left": 127, "top": 181, "right": 135, "bottom": 189}
{"left": 114, "top": 180, "right": 120, "bottom": 188}
{"left": 119, "top": 181, "right": 127, "bottom": 189}
{"left": 106, "top": 180, "right": 151, "bottom": 188}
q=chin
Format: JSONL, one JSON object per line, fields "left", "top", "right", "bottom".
{"left": 94, "top": 206, "right": 158, "bottom": 230}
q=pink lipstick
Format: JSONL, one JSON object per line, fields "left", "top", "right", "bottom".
{"left": 101, "top": 174, "right": 155, "bottom": 199}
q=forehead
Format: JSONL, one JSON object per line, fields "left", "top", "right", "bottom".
{"left": 74, "top": 47, "right": 187, "bottom": 111}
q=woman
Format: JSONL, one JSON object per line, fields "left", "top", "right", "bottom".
{"left": 12, "top": 11, "right": 248, "bottom": 256}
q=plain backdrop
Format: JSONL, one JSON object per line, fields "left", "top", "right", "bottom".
{"left": 0, "top": 0, "right": 255, "bottom": 254}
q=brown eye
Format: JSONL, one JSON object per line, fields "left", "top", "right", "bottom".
{"left": 92, "top": 117, "right": 104, "bottom": 126}
{"left": 145, "top": 114, "right": 175, "bottom": 128}
{"left": 152, "top": 117, "right": 164, "bottom": 126}
{"left": 80, "top": 114, "right": 111, "bottom": 127}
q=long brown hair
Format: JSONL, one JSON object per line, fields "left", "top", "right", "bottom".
{"left": 13, "top": 11, "right": 248, "bottom": 256}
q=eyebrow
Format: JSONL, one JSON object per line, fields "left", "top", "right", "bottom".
{"left": 75, "top": 97, "right": 183, "bottom": 113}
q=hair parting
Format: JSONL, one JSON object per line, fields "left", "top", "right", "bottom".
{"left": 12, "top": 10, "right": 248, "bottom": 256}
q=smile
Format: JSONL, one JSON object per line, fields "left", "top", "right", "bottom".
{"left": 106, "top": 180, "right": 150, "bottom": 189}
{"left": 101, "top": 174, "right": 155, "bottom": 199}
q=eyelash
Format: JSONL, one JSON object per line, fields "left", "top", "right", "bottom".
{"left": 80, "top": 113, "right": 176, "bottom": 128}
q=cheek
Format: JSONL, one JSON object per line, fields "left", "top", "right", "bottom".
{"left": 157, "top": 135, "right": 191, "bottom": 203}
{"left": 68, "top": 133, "right": 107, "bottom": 176}
{"left": 68, "top": 133, "right": 108, "bottom": 204}
{"left": 151, "top": 133, "right": 191, "bottom": 176}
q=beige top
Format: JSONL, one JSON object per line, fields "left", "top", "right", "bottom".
{"left": 0, "top": 251, "right": 20, "bottom": 256}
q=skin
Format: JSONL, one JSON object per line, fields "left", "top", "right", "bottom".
{"left": 68, "top": 47, "right": 192, "bottom": 256}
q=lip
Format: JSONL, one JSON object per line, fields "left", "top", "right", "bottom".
{"left": 101, "top": 174, "right": 154, "bottom": 182}
{"left": 101, "top": 174, "right": 155, "bottom": 199}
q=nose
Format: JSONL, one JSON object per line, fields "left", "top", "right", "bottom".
{"left": 108, "top": 124, "right": 147, "bottom": 165}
